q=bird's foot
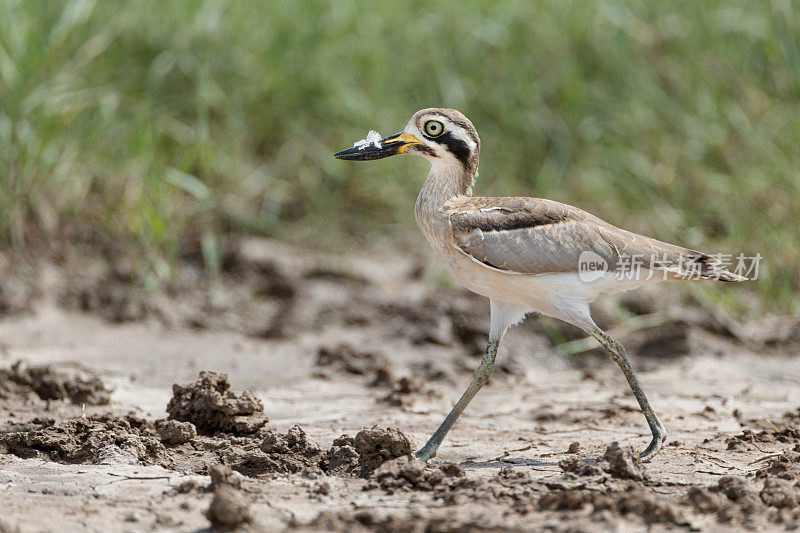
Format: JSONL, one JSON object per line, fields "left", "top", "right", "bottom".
{"left": 638, "top": 434, "right": 665, "bottom": 462}
{"left": 414, "top": 445, "right": 438, "bottom": 462}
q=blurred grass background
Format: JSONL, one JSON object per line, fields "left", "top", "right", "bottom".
{"left": 0, "top": 0, "right": 798, "bottom": 316}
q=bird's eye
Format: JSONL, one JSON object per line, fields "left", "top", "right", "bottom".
{"left": 424, "top": 120, "right": 444, "bottom": 137}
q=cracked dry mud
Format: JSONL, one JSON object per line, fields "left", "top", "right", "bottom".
{"left": 0, "top": 237, "right": 799, "bottom": 532}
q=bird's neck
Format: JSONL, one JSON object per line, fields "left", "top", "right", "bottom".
{"left": 415, "top": 162, "right": 476, "bottom": 252}
{"left": 416, "top": 161, "right": 475, "bottom": 212}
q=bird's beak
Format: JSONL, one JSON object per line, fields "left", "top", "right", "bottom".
{"left": 334, "top": 132, "right": 424, "bottom": 161}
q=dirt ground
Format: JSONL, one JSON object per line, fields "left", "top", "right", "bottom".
{"left": 0, "top": 238, "right": 799, "bottom": 532}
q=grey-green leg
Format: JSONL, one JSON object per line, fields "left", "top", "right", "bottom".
{"left": 591, "top": 327, "right": 667, "bottom": 461}
{"left": 415, "top": 339, "right": 499, "bottom": 461}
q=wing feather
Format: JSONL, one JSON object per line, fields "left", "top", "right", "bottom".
{"left": 445, "top": 197, "right": 745, "bottom": 281}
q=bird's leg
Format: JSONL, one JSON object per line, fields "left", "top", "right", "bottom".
{"left": 590, "top": 327, "right": 667, "bottom": 461}
{"left": 415, "top": 339, "right": 499, "bottom": 461}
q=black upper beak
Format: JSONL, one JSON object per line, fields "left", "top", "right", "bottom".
{"left": 334, "top": 132, "right": 421, "bottom": 161}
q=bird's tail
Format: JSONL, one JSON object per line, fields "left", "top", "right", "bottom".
{"left": 663, "top": 251, "right": 748, "bottom": 282}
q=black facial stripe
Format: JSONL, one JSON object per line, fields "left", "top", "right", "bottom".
{"left": 436, "top": 131, "right": 471, "bottom": 168}
{"left": 450, "top": 119, "right": 480, "bottom": 146}
{"left": 412, "top": 145, "right": 437, "bottom": 157}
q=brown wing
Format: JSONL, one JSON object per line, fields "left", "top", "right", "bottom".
{"left": 444, "top": 197, "right": 745, "bottom": 281}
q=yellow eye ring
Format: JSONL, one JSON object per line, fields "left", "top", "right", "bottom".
{"left": 424, "top": 120, "right": 444, "bottom": 137}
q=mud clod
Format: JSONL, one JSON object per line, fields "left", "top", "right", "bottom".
{"left": 370, "top": 456, "right": 464, "bottom": 493}
{"left": 726, "top": 427, "right": 800, "bottom": 451}
{"left": 717, "top": 476, "right": 754, "bottom": 501}
{"left": 379, "top": 375, "right": 440, "bottom": 409}
{"left": 0, "top": 361, "right": 111, "bottom": 405}
{"left": 353, "top": 425, "right": 413, "bottom": 477}
{"left": 558, "top": 456, "right": 604, "bottom": 477}
{"left": 539, "top": 489, "right": 593, "bottom": 511}
{"left": 760, "top": 478, "right": 797, "bottom": 508}
{"left": 756, "top": 450, "right": 800, "bottom": 483}
{"left": 599, "top": 442, "right": 648, "bottom": 481}
{"left": 0, "top": 415, "right": 164, "bottom": 465}
{"left": 256, "top": 425, "right": 325, "bottom": 475}
{"left": 379, "top": 376, "right": 424, "bottom": 407}
{"left": 293, "top": 509, "right": 495, "bottom": 533}
{"left": 207, "top": 485, "right": 251, "bottom": 528}
{"left": 155, "top": 419, "right": 197, "bottom": 445}
{"left": 62, "top": 278, "right": 151, "bottom": 323}
{"left": 313, "top": 344, "right": 386, "bottom": 377}
{"left": 166, "top": 371, "right": 267, "bottom": 435}
{"left": 684, "top": 486, "right": 726, "bottom": 513}
{"left": 209, "top": 464, "right": 243, "bottom": 490}
{"left": 324, "top": 435, "right": 360, "bottom": 476}
{"left": 206, "top": 464, "right": 251, "bottom": 527}
{"left": 540, "top": 487, "right": 689, "bottom": 526}
{"left": 613, "top": 488, "right": 688, "bottom": 526}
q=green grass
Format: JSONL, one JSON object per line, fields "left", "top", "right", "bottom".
{"left": 1, "top": 0, "right": 798, "bottom": 315}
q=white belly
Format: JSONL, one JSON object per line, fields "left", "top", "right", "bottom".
{"left": 441, "top": 248, "right": 663, "bottom": 329}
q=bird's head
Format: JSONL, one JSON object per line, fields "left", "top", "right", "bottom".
{"left": 334, "top": 108, "right": 481, "bottom": 177}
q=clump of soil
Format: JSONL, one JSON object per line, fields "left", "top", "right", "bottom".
{"left": 678, "top": 457, "right": 800, "bottom": 527}
{"left": 611, "top": 488, "right": 689, "bottom": 526}
{"left": 726, "top": 427, "right": 800, "bottom": 451}
{"left": 353, "top": 425, "right": 414, "bottom": 477}
{"left": 59, "top": 246, "right": 299, "bottom": 338}
{"left": 0, "top": 366, "right": 419, "bottom": 484}
{"left": 557, "top": 442, "right": 647, "bottom": 480}
{"left": 313, "top": 343, "right": 387, "bottom": 378}
{"left": 324, "top": 435, "right": 360, "bottom": 476}
{"left": 221, "top": 424, "right": 416, "bottom": 479}
{"left": 431, "top": 467, "right": 543, "bottom": 513}
{"left": 756, "top": 450, "right": 800, "bottom": 482}
{"left": 0, "top": 361, "right": 111, "bottom": 405}
{"left": 61, "top": 278, "right": 151, "bottom": 323}
{"left": 209, "top": 424, "right": 417, "bottom": 479}
{"left": 539, "top": 486, "right": 689, "bottom": 526}
{"left": 760, "top": 478, "right": 798, "bottom": 508}
{"left": 375, "top": 293, "right": 489, "bottom": 356}
{"left": 312, "top": 342, "right": 397, "bottom": 387}
{"left": 599, "top": 441, "right": 649, "bottom": 481}
{"left": 166, "top": 371, "right": 267, "bottom": 435}
{"left": 206, "top": 465, "right": 251, "bottom": 528}
{"left": 256, "top": 425, "right": 325, "bottom": 475}
{"left": 209, "top": 463, "right": 244, "bottom": 489}
{"left": 291, "top": 509, "right": 508, "bottom": 533}
{"left": 379, "top": 376, "right": 422, "bottom": 407}
{"left": 558, "top": 456, "right": 604, "bottom": 477}
{"left": 369, "top": 456, "right": 465, "bottom": 494}
{"left": 0, "top": 414, "right": 164, "bottom": 465}
{"left": 755, "top": 450, "right": 800, "bottom": 511}
{"left": 155, "top": 419, "right": 197, "bottom": 445}
{"left": 682, "top": 486, "right": 727, "bottom": 513}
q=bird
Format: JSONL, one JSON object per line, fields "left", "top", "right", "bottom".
{"left": 334, "top": 108, "right": 746, "bottom": 462}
